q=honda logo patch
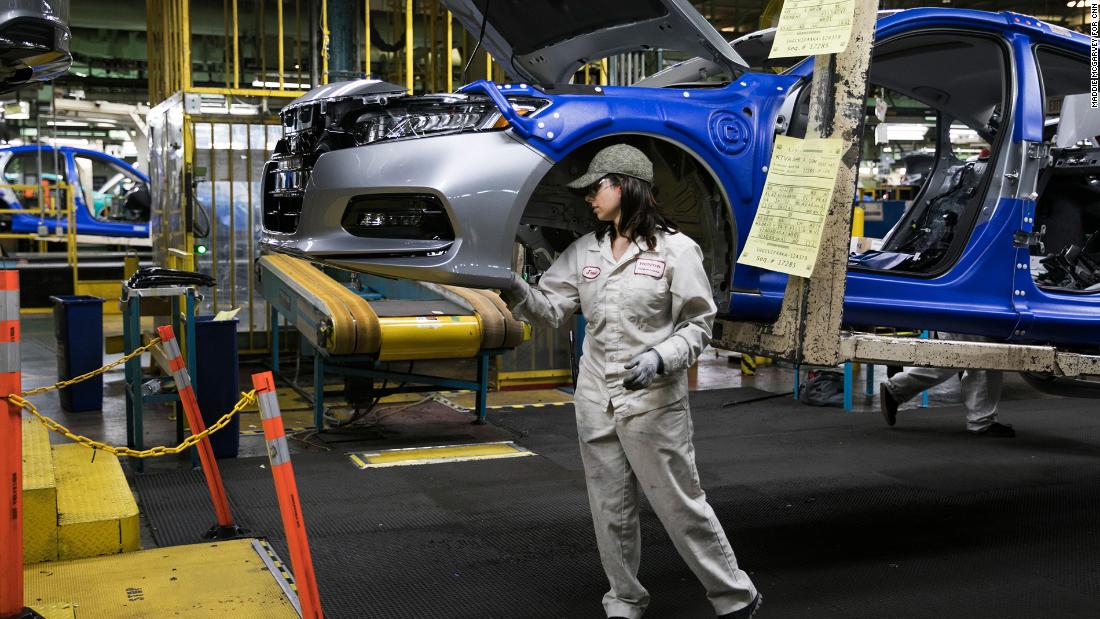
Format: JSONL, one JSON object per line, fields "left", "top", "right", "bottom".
{"left": 634, "top": 258, "right": 666, "bottom": 279}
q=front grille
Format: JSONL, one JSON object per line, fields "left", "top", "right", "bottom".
{"left": 261, "top": 142, "right": 308, "bottom": 234}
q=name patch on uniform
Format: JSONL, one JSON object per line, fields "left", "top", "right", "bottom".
{"left": 634, "top": 258, "right": 666, "bottom": 279}
{"left": 582, "top": 266, "right": 602, "bottom": 280}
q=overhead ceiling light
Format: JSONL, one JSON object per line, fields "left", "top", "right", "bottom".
{"left": 719, "top": 25, "right": 737, "bottom": 33}
{"left": 229, "top": 103, "right": 259, "bottom": 116}
{"left": 2, "top": 100, "right": 30, "bottom": 120}
{"left": 251, "top": 79, "right": 311, "bottom": 89}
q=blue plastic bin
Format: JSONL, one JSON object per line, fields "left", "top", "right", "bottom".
{"left": 194, "top": 315, "right": 240, "bottom": 458}
{"left": 49, "top": 295, "right": 105, "bottom": 413}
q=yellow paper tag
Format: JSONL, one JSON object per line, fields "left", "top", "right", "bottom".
{"left": 769, "top": 0, "right": 856, "bottom": 58}
{"left": 736, "top": 135, "right": 844, "bottom": 278}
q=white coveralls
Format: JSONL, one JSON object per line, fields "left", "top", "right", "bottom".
{"left": 508, "top": 230, "right": 757, "bottom": 619}
{"left": 884, "top": 332, "right": 1004, "bottom": 432}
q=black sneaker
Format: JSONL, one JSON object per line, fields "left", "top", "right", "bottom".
{"left": 719, "top": 593, "right": 762, "bottom": 618}
{"left": 880, "top": 384, "right": 899, "bottom": 426}
{"left": 969, "top": 422, "right": 1015, "bottom": 437}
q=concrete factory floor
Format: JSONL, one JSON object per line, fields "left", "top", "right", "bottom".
{"left": 18, "top": 314, "right": 1097, "bottom": 618}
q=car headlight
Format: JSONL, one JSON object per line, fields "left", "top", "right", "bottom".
{"left": 354, "top": 105, "right": 495, "bottom": 144}
{"left": 352, "top": 97, "right": 549, "bottom": 145}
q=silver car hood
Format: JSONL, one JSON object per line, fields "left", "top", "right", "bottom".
{"left": 282, "top": 79, "right": 407, "bottom": 114}
{"left": 440, "top": 0, "right": 749, "bottom": 85}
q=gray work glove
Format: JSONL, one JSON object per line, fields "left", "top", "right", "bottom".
{"left": 624, "top": 350, "right": 663, "bottom": 391}
{"left": 498, "top": 272, "right": 530, "bottom": 306}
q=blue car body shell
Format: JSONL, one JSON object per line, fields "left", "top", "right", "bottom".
{"left": 0, "top": 145, "right": 150, "bottom": 239}
{"left": 460, "top": 8, "right": 1094, "bottom": 348}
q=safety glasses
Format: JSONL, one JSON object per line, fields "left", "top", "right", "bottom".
{"left": 585, "top": 177, "right": 614, "bottom": 200}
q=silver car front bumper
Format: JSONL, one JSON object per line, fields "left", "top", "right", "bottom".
{"left": 260, "top": 131, "right": 553, "bottom": 288}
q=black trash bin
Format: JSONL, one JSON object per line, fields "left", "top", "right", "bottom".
{"left": 194, "top": 315, "right": 239, "bottom": 458}
{"left": 49, "top": 295, "right": 105, "bottom": 413}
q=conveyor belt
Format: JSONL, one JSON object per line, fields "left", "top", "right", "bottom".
{"left": 257, "top": 254, "right": 526, "bottom": 361}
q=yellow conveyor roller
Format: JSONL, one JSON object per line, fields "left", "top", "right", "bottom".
{"left": 258, "top": 254, "right": 525, "bottom": 361}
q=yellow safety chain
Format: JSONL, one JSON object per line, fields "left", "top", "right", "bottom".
{"left": 9, "top": 335, "right": 258, "bottom": 458}
{"left": 10, "top": 390, "right": 257, "bottom": 459}
{"left": 20, "top": 337, "right": 164, "bottom": 396}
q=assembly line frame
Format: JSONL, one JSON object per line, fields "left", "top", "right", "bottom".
{"left": 269, "top": 306, "right": 497, "bottom": 430}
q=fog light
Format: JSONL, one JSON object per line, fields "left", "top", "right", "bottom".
{"left": 341, "top": 194, "right": 454, "bottom": 241}
{"left": 357, "top": 212, "right": 424, "bottom": 227}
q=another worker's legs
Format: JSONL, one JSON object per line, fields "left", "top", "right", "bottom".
{"left": 575, "top": 396, "right": 649, "bottom": 619}
{"left": 617, "top": 398, "right": 757, "bottom": 616}
{"left": 884, "top": 366, "right": 958, "bottom": 404}
{"left": 961, "top": 369, "right": 1003, "bottom": 432}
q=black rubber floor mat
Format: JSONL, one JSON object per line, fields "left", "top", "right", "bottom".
{"left": 133, "top": 388, "right": 1100, "bottom": 619}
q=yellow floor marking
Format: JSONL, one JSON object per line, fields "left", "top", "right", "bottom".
{"left": 352, "top": 441, "right": 535, "bottom": 468}
{"left": 29, "top": 602, "right": 76, "bottom": 619}
{"left": 445, "top": 388, "right": 573, "bottom": 410}
{"left": 25, "top": 539, "right": 299, "bottom": 618}
{"left": 348, "top": 454, "right": 369, "bottom": 469}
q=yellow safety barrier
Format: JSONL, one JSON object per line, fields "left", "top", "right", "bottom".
{"left": 8, "top": 337, "right": 257, "bottom": 459}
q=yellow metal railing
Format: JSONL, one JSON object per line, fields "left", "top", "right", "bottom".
{"left": 146, "top": 0, "right": 569, "bottom": 105}
{"left": 0, "top": 182, "right": 78, "bottom": 289}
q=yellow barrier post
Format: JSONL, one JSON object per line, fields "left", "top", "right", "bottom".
{"left": 65, "top": 183, "right": 77, "bottom": 292}
{"left": 445, "top": 9, "right": 453, "bottom": 91}
{"left": 405, "top": 0, "right": 414, "bottom": 93}
{"left": 364, "top": 0, "right": 371, "bottom": 77}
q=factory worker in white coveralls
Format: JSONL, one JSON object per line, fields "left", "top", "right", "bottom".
{"left": 501, "top": 144, "right": 762, "bottom": 619}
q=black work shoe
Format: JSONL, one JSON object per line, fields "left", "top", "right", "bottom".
{"left": 719, "top": 593, "right": 762, "bottom": 618}
{"left": 880, "top": 384, "right": 899, "bottom": 426}
{"left": 969, "top": 422, "right": 1015, "bottom": 437}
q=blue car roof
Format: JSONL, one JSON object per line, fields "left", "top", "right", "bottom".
{"left": 0, "top": 144, "right": 149, "bottom": 183}
{"left": 877, "top": 8, "right": 1090, "bottom": 52}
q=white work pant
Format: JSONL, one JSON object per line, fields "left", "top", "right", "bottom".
{"left": 575, "top": 396, "right": 757, "bottom": 619}
{"left": 886, "top": 366, "right": 1003, "bottom": 432}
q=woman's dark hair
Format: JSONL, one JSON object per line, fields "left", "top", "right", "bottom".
{"left": 593, "top": 174, "right": 677, "bottom": 250}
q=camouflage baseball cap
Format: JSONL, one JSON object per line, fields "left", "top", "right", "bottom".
{"left": 566, "top": 144, "right": 654, "bottom": 188}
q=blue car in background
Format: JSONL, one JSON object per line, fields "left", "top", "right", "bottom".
{"left": 261, "top": 2, "right": 1099, "bottom": 351}
{"left": 0, "top": 145, "right": 151, "bottom": 242}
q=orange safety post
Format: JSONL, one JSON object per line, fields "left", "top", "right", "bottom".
{"left": 252, "top": 371, "right": 323, "bottom": 619}
{"left": 0, "top": 270, "right": 35, "bottom": 619}
{"left": 156, "top": 325, "right": 242, "bottom": 539}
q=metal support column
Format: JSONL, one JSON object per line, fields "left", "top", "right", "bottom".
{"left": 328, "top": 0, "right": 357, "bottom": 82}
{"left": 473, "top": 351, "right": 489, "bottom": 425}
